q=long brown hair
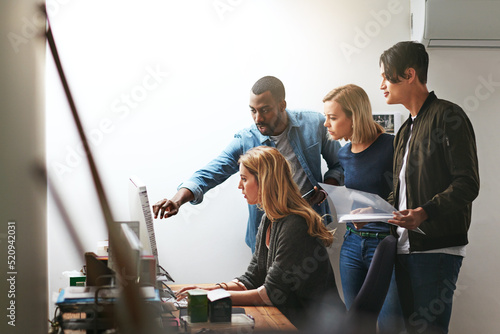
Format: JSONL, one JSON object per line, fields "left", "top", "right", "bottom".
{"left": 238, "top": 146, "right": 333, "bottom": 246}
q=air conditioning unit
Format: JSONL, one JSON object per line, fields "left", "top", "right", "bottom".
{"left": 411, "top": 0, "right": 500, "bottom": 48}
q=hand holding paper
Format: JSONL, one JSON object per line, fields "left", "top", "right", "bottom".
{"left": 388, "top": 208, "right": 428, "bottom": 231}
{"left": 319, "top": 183, "right": 425, "bottom": 234}
{"left": 350, "top": 207, "right": 374, "bottom": 230}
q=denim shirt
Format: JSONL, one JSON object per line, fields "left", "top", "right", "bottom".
{"left": 179, "top": 110, "right": 344, "bottom": 252}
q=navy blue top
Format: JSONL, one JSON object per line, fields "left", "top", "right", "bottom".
{"left": 339, "top": 133, "right": 394, "bottom": 233}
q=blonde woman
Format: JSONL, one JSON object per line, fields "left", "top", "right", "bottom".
{"left": 177, "top": 146, "right": 343, "bottom": 329}
{"left": 323, "top": 84, "right": 404, "bottom": 333}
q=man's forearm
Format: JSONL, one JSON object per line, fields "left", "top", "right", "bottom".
{"left": 172, "top": 187, "right": 195, "bottom": 207}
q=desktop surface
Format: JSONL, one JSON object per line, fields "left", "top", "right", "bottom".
{"left": 169, "top": 283, "right": 297, "bottom": 332}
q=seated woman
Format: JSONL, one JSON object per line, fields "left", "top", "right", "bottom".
{"left": 177, "top": 146, "right": 344, "bottom": 329}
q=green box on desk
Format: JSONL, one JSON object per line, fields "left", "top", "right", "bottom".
{"left": 69, "top": 276, "right": 86, "bottom": 286}
{"left": 187, "top": 289, "right": 208, "bottom": 323}
{"left": 208, "top": 289, "right": 232, "bottom": 322}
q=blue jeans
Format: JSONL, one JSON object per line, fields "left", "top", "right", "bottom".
{"left": 396, "top": 253, "right": 463, "bottom": 334}
{"left": 340, "top": 231, "right": 405, "bottom": 334}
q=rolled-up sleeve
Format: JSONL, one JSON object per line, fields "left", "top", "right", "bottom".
{"left": 178, "top": 135, "right": 244, "bottom": 204}
{"left": 321, "top": 125, "right": 344, "bottom": 185}
{"left": 237, "top": 216, "right": 268, "bottom": 288}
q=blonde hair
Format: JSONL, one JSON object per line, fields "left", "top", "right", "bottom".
{"left": 238, "top": 146, "right": 333, "bottom": 246}
{"left": 323, "top": 84, "right": 384, "bottom": 144}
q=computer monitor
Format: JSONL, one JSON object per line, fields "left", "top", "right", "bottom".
{"left": 128, "top": 176, "right": 174, "bottom": 285}
{"left": 119, "top": 222, "right": 142, "bottom": 280}
{"left": 128, "top": 176, "right": 157, "bottom": 258}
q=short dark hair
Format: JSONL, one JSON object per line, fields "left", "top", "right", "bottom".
{"left": 251, "top": 76, "right": 286, "bottom": 102}
{"left": 379, "top": 41, "right": 429, "bottom": 84}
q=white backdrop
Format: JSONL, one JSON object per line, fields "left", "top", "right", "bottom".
{"left": 46, "top": 1, "right": 500, "bottom": 333}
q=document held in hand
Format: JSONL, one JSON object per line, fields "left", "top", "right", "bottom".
{"left": 319, "top": 183, "right": 425, "bottom": 234}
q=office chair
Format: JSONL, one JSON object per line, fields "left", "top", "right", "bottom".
{"left": 343, "top": 234, "right": 398, "bottom": 334}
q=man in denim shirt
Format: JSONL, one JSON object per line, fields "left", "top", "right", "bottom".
{"left": 153, "top": 76, "right": 343, "bottom": 252}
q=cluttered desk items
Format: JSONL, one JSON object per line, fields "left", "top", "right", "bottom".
{"left": 179, "top": 289, "right": 254, "bottom": 333}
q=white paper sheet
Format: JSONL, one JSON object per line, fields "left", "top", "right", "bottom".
{"left": 319, "top": 183, "right": 425, "bottom": 234}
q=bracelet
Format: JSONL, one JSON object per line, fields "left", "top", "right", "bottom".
{"left": 216, "top": 282, "right": 228, "bottom": 290}
{"left": 319, "top": 189, "right": 328, "bottom": 204}
{"left": 231, "top": 279, "right": 247, "bottom": 290}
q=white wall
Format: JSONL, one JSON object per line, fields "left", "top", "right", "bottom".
{"left": 426, "top": 49, "right": 500, "bottom": 333}
{"left": 45, "top": 0, "right": 500, "bottom": 333}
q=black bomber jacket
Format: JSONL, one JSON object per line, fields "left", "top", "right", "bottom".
{"left": 389, "top": 92, "right": 480, "bottom": 252}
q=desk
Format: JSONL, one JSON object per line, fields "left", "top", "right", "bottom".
{"left": 169, "top": 284, "right": 296, "bottom": 332}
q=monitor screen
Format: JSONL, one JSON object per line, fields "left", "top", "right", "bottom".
{"left": 128, "top": 176, "right": 175, "bottom": 285}
{"left": 128, "top": 176, "right": 157, "bottom": 258}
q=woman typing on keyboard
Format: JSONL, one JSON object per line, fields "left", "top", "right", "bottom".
{"left": 176, "top": 146, "right": 344, "bottom": 329}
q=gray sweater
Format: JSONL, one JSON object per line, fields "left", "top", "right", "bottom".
{"left": 238, "top": 214, "right": 344, "bottom": 328}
